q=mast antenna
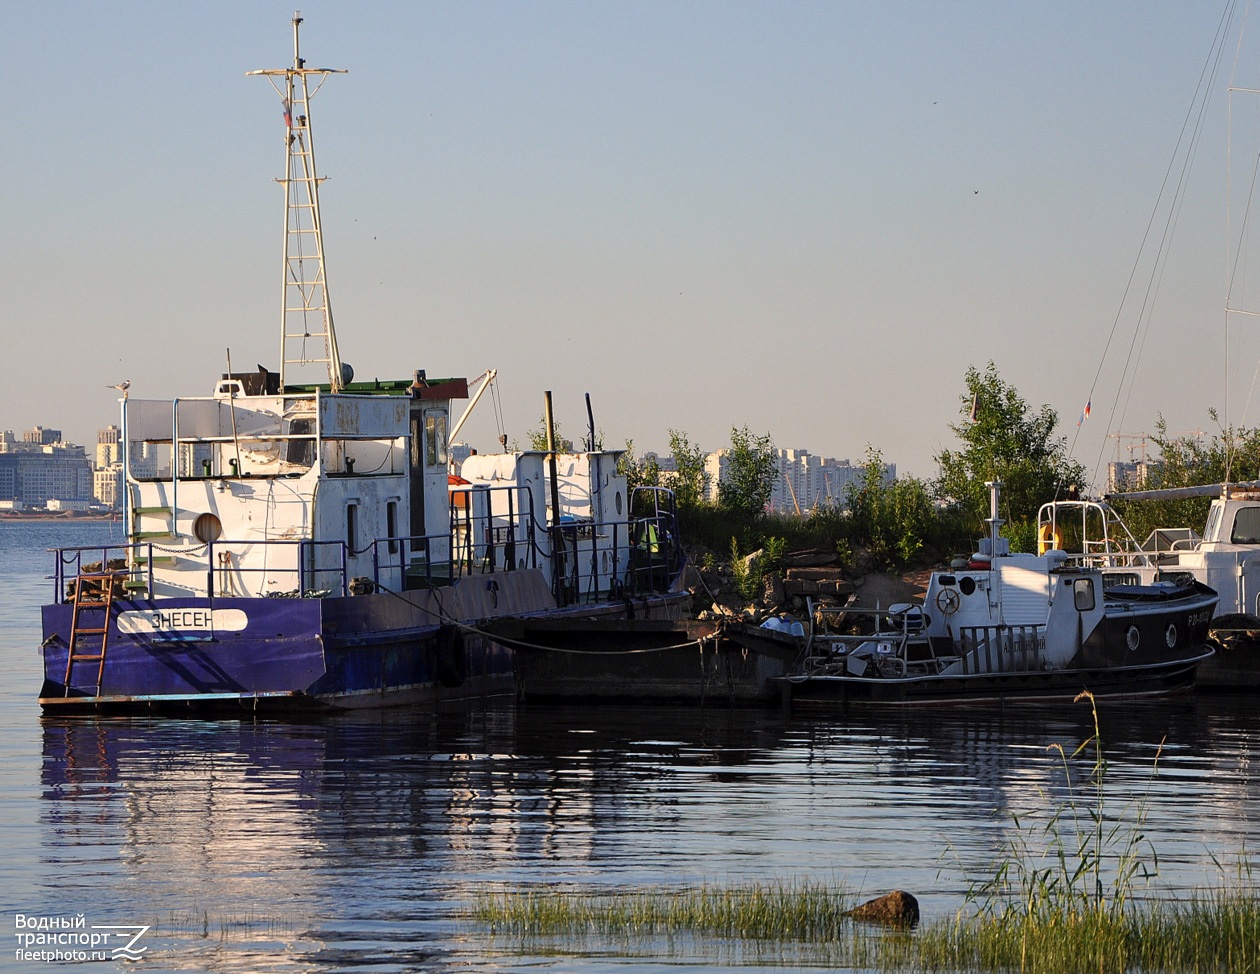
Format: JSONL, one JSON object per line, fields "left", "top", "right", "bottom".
{"left": 248, "top": 12, "right": 348, "bottom": 392}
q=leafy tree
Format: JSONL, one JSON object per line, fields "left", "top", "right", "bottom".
{"left": 934, "top": 363, "right": 1085, "bottom": 535}
{"left": 717, "top": 426, "right": 777, "bottom": 519}
{"left": 665, "top": 429, "right": 708, "bottom": 510}
{"left": 1148, "top": 411, "right": 1260, "bottom": 486}
{"left": 1110, "top": 413, "right": 1260, "bottom": 539}
{"left": 527, "top": 416, "right": 573, "bottom": 452}
{"left": 845, "top": 447, "right": 937, "bottom": 569}
{"left": 617, "top": 439, "right": 661, "bottom": 493}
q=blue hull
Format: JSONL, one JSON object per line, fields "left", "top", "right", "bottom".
{"left": 40, "top": 589, "right": 515, "bottom": 714}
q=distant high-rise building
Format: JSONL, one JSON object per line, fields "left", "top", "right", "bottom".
{"left": 1107, "top": 460, "right": 1162, "bottom": 494}
{"left": 94, "top": 465, "right": 126, "bottom": 509}
{"left": 23, "top": 426, "right": 61, "bottom": 445}
{"left": 697, "top": 447, "right": 894, "bottom": 514}
{"left": 96, "top": 425, "right": 122, "bottom": 468}
{"left": 0, "top": 444, "right": 92, "bottom": 507}
{"left": 767, "top": 449, "right": 893, "bottom": 514}
{"left": 449, "top": 441, "right": 474, "bottom": 472}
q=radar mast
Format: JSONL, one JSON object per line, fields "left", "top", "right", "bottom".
{"left": 248, "top": 12, "right": 348, "bottom": 391}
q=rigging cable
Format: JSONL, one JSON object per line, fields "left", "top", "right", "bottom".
{"left": 1071, "top": 0, "right": 1238, "bottom": 488}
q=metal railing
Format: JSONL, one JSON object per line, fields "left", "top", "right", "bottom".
{"left": 447, "top": 483, "right": 539, "bottom": 579}
{"left": 204, "top": 538, "right": 348, "bottom": 598}
{"left": 50, "top": 543, "right": 156, "bottom": 603}
{"left": 957, "top": 625, "right": 1046, "bottom": 674}
{"left": 50, "top": 484, "right": 686, "bottom": 605}
{"left": 368, "top": 532, "right": 462, "bottom": 591}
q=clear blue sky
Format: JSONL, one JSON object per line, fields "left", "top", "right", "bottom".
{"left": 2, "top": 1, "right": 1254, "bottom": 485}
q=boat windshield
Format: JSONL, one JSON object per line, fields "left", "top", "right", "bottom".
{"left": 1231, "top": 505, "right": 1260, "bottom": 544}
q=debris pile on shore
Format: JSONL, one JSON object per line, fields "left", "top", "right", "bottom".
{"left": 686, "top": 545, "right": 930, "bottom": 627}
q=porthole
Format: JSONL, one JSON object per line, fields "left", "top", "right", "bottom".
{"left": 1125, "top": 625, "right": 1140, "bottom": 652}
{"left": 193, "top": 512, "right": 223, "bottom": 544}
{"left": 615, "top": 491, "right": 623, "bottom": 516}
{"left": 1165, "top": 624, "right": 1178, "bottom": 649}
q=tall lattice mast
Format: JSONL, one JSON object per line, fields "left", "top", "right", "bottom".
{"left": 248, "top": 13, "right": 347, "bottom": 391}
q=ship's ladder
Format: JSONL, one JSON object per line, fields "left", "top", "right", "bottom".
{"left": 131, "top": 504, "right": 175, "bottom": 542}
{"left": 128, "top": 505, "right": 177, "bottom": 587}
{"left": 64, "top": 572, "right": 121, "bottom": 697}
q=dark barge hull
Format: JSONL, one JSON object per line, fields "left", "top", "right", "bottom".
{"left": 484, "top": 617, "right": 795, "bottom": 703}
{"left": 774, "top": 651, "right": 1211, "bottom": 707}
{"left": 1200, "top": 614, "right": 1260, "bottom": 689}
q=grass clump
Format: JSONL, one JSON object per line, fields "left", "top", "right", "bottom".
{"left": 472, "top": 878, "right": 859, "bottom": 942}
{"left": 913, "top": 889, "right": 1260, "bottom": 973}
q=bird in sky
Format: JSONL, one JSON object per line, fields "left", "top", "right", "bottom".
{"left": 108, "top": 380, "right": 131, "bottom": 398}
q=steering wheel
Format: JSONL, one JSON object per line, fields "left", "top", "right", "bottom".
{"left": 935, "top": 588, "right": 961, "bottom": 615}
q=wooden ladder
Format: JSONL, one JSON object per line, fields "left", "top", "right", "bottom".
{"left": 64, "top": 573, "right": 121, "bottom": 697}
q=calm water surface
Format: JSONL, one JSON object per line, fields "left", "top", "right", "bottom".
{"left": 2, "top": 521, "right": 1259, "bottom": 972}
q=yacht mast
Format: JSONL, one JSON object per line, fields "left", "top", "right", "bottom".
{"left": 248, "top": 12, "right": 348, "bottom": 391}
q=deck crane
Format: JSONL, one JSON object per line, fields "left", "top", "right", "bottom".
{"left": 449, "top": 368, "right": 503, "bottom": 456}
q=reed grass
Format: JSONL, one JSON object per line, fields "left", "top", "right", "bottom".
{"left": 472, "top": 878, "right": 859, "bottom": 941}
{"left": 468, "top": 693, "right": 1260, "bottom": 971}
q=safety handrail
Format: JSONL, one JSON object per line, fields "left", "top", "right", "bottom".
{"left": 50, "top": 543, "right": 155, "bottom": 603}
{"left": 204, "top": 538, "right": 348, "bottom": 597}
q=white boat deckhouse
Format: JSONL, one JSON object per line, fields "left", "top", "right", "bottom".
{"left": 38, "top": 15, "right": 689, "bottom": 714}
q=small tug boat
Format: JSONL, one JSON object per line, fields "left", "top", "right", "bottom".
{"left": 1038, "top": 484, "right": 1260, "bottom": 688}
{"left": 38, "top": 17, "right": 689, "bottom": 715}
{"left": 733, "top": 482, "right": 1218, "bottom": 705}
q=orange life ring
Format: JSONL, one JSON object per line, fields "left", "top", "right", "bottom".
{"left": 1037, "top": 523, "right": 1062, "bottom": 555}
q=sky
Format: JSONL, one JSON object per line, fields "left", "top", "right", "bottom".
{"left": 4, "top": 1, "right": 1260, "bottom": 487}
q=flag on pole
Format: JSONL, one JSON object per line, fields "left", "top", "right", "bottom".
{"left": 969, "top": 393, "right": 979, "bottom": 422}
{"left": 1077, "top": 399, "right": 1091, "bottom": 427}
{"left": 283, "top": 99, "right": 292, "bottom": 128}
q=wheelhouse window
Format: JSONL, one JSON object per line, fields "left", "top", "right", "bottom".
{"left": 1072, "top": 577, "right": 1096, "bottom": 612}
{"left": 286, "top": 417, "right": 315, "bottom": 467}
{"left": 425, "top": 411, "right": 447, "bottom": 467}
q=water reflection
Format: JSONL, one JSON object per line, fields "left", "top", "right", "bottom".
{"left": 32, "top": 696, "right": 1260, "bottom": 971}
